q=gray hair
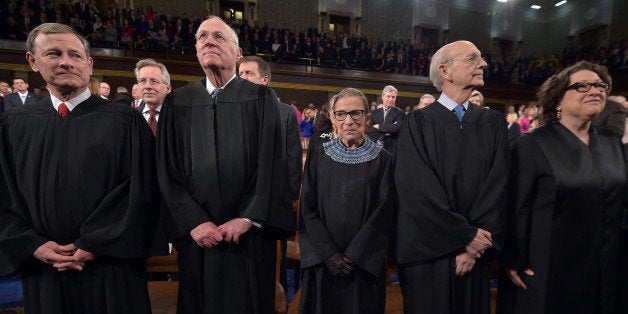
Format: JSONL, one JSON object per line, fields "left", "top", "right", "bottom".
{"left": 195, "top": 16, "right": 240, "bottom": 47}
{"left": 429, "top": 44, "right": 455, "bottom": 91}
{"left": 382, "top": 85, "right": 398, "bottom": 95}
{"left": 27, "top": 23, "right": 90, "bottom": 57}
{"left": 134, "top": 58, "right": 171, "bottom": 85}
{"left": 420, "top": 94, "right": 435, "bottom": 102}
{"left": 330, "top": 87, "right": 370, "bottom": 112}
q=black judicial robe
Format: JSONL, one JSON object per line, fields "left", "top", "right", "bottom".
{"left": 498, "top": 123, "right": 625, "bottom": 314}
{"left": 157, "top": 78, "right": 295, "bottom": 314}
{"left": 394, "top": 102, "right": 509, "bottom": 314}
{"left": 0, "top": 95, "right": 158, "bottom": 314}
{"left": 299, "top": 138, "right": 395, "bottom": 314}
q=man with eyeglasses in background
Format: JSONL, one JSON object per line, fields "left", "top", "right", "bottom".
{"left": 134, "top": 58, "right": 176, "bottom": 257}
{"left": 395, "top": 40, "right": 509, "bottom": 314}
{"left": 157, "top": 16, "right": 295, "bottom": 314}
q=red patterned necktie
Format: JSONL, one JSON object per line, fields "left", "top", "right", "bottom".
{"left": 58, "top": 103, "right": 69, "bottom": 117}
{"left": 148, "top": 109, "right": 158, "bottom": 136}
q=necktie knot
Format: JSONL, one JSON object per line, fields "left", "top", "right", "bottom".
{"left": 453, "top": 104, "right": 465, "bottom": 123}
{"left": 211, "top": 88, "right": 223, "bottom": 105}
{"left": 148, "top": 109, "right": 159, "bottom": 117}
{"left": 58, "top": 103, "right": 69, "bottom": 117}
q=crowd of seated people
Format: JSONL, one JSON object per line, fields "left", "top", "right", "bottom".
{"left": 0, "top": 0, "right": 208, "bottom": 52}
{"left": 0, "top": 1, "right": 625, "bottom": 87}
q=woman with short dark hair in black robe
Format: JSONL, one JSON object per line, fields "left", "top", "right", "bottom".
{"left": 498, "top": 61, "right": 626, "bottom": 314}
{"left": 299, "top": 88, "right": 395, "bottom": 314}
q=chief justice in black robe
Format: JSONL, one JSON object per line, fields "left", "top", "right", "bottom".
{"left": 395, "top": 41, "right": 509, "bottom": 314}
{"left": 157, "top": 16, "right": 295, "bottom": 314}
{"left": 0, "top": 23, "right": 158, "bottom": 314}
{"left": 498, "top": 61, "right": 625, "bottom": 314}
{"left": 299, "top": 88, "right": 395, "bottom": 314}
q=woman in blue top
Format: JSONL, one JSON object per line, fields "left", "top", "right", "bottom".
{"left": 300, "top": 108, "right": 314, "bottom": 149}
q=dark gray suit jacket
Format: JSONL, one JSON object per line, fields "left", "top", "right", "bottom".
{"left": 368, "top": 106, "right": 405, "bottom": 153}
{"left": 4, "top": 92, "right": 42, "bottom": 112}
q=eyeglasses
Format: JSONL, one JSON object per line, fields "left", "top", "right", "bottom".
{"left": 445, "top": 54, "right": 487, "bottom": 65}
{"left": 566, "top": 82, "right": 610, "bottom": 93}
{"left": 333, "top": 110, "right": 365, "bottom": 121}
{"left": 138, "top": 78, "right": 166, "bottom": 86}
{"left": 195, "top": 31, "right": 235, "bottom": 45}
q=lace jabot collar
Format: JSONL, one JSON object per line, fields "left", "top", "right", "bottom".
{"left": 323, "top": 137, "right": 382, "bottom": 164}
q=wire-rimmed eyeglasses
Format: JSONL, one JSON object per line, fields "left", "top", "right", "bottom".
{"left": 444, "top": 54, "right": 487, "bottom": 65}
{"left": 195, "top": 31, "right": 236, "bottom": 45}
{"left": 138, "top": 78, "right": 166, "bottom": 86}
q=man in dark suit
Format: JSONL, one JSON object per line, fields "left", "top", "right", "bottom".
{"left": 368, "top": 85, "right": 405, "bottom": 153}
{"left": 238, "top": 55, "right": 302, "bottom": 291}
{"left": 3, "top": 78, "right": 42, "bottom": 112}
{"left": 592, "top": 98, "right": 626, "bottom": 138}
{"left": 74, "top": 0, "right": 91, "bottom": 22}
{"left": 134, "top": 58, "right": 175, "bottom": 256}
{"left": 131, "top": 83, "right": 144, "bottom": 110}
{"left": 506, "top": 112, "right": 521, "bottom": 148}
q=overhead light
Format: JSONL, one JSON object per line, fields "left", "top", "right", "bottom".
{"left": 555, "top": 1, "right": 567, "bottom": 6}
{"left": 497, "top": 0, "right": 507, "bottom": 2}
{"left": 531, "top": 4, "right": 541, "bottom": 9}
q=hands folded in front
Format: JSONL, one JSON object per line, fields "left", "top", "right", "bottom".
{"left": 190, "top": 218, "right": 253, "bottom": 248}
{"left": 33, "top": 241, "right": 96, "bottom": 272}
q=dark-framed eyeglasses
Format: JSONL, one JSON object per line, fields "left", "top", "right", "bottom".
{"left": 445, "top": 53, "right": 487, "bottom": 65}
{"left": 195, "top": 31, "right": 235, "bottom": 45}
{"left": 333, "top": 110, "right": 365, "bottom": 121}
{"left": 566, "top": 82, "right": 610, "bottom": 93}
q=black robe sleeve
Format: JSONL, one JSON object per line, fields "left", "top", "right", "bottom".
{"left": 344, "top": 152, "right": 395, "bottom": 276}
{"left": 157, "top": 79, "right": 295, "bottom": 239}
{"left": 74, "top": 111, "right": 159, "bottom": 257}
{"left": 300, "top": 146, "right": 395, "bottom": 276}
{"left": 395, "top": 105, "right": 509, "bottom": 264}
{"left": 0, "top": 98, "right": 159, "bottom": 276}
{"left": 299, "top": 147, "right": 338, "bottom": 267}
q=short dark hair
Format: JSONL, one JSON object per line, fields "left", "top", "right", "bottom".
{"left": 238, "top": 56, "right": 271, "bottom": 81}
{"left": 12, "top": 78, "right": 26, "bottom": 85}
{"left": 538, "top": 61, "right": 612, "bottom": 124}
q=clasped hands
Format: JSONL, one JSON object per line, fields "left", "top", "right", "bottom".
{"left": 33, "top": 241, "right": 96, "bottom": 272}
{"left": 455, "top": 228, "right": 492, "bottom": 277}
{"left": 324, "top": 252, "right": 354, "bottom": 277}
{"left": 190, "top": 218, "right": 253, "bottom": 248}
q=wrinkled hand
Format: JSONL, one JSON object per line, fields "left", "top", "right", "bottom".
{"left": 454, "top": 251, "right": 476, "bottom": 277}
{"left": 217, "top": 218, "right": 252, "bottom": 244}
{"left": 324, "top": 253, "right": 354, "bottom": 277}
{"left": 191, "top": 222, "right": 224, "bottom": 248}
{"left": 506, "top": 268, "right": 535, "bottom": 289}
{"left": 465, "top": 228, "right": 493, "bottom": 258}
{"left": 53, "top": 244, "right": 96, "bottom": 272}
{"left": 33, "top": 241, "right": 76, "bottom": 265}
